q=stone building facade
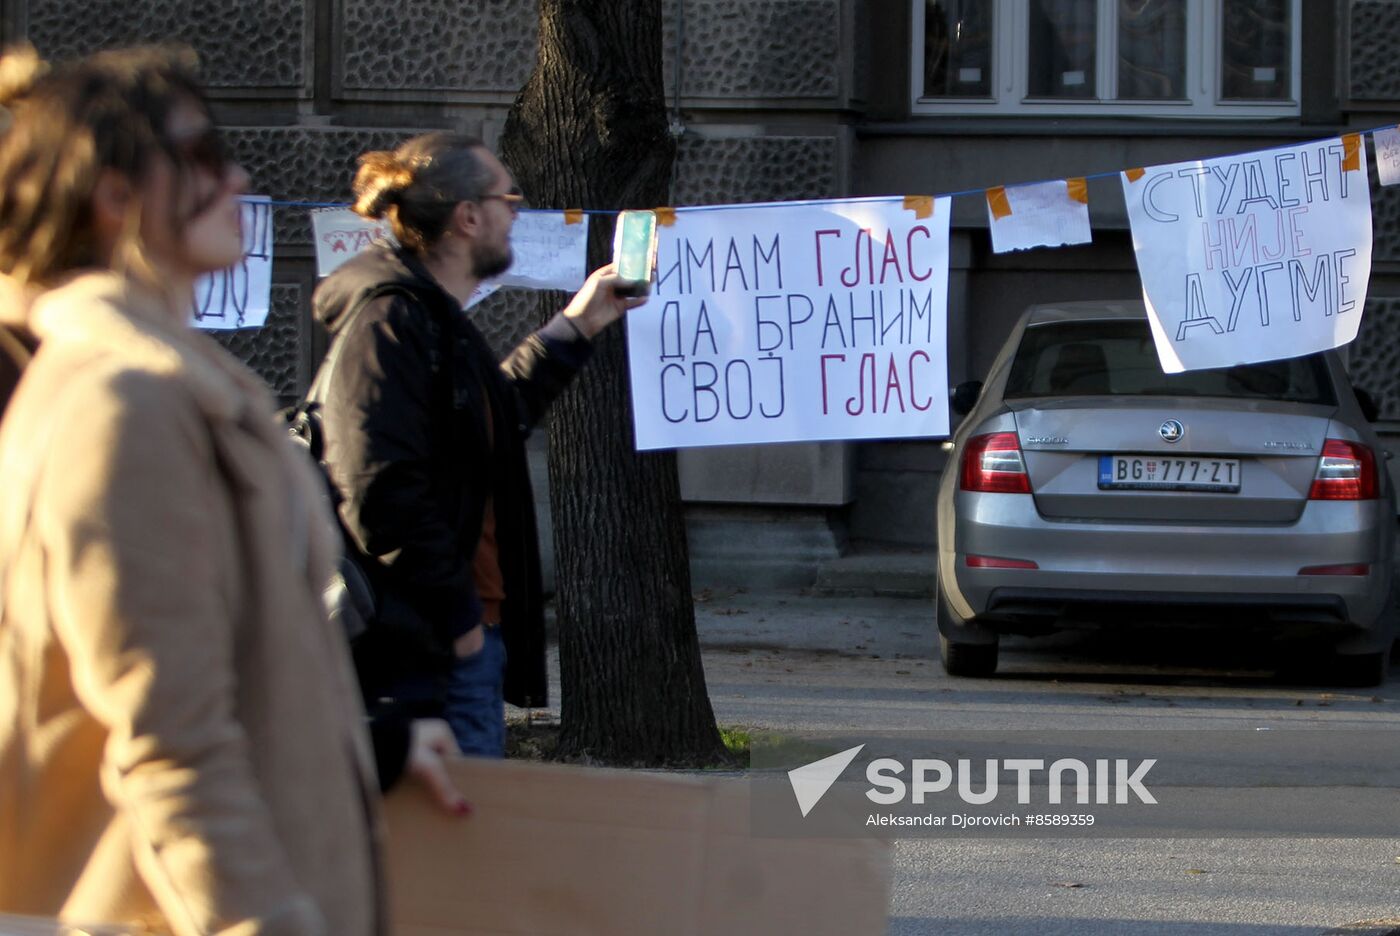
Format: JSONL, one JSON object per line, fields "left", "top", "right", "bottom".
{"left": 8, "top": 1, "right": 1398, "bottom": 586}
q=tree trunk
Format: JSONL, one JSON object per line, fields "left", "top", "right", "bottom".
{"left": 500, "top": 0, "right": 726, "bottom": 766}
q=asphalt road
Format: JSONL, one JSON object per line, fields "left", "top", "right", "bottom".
{"left": 535, "top": 588, "right": 1400, "bottom": 935}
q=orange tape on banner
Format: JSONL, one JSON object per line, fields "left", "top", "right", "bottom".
{"left": 1066, "top": 177, "right": 1088, "bottom": 204}
{"left": 902, "top": 195, "right": 934, "bottom": 219}
{"left": 1342, "top": 133, "right": 1362, "bottom": 172}
{"left": 654, "top": 207, "right": 677, "bottom": 227}
{"left": 1125, "top": 168, "right": 1146, "bottom": 183}
{"left": 985, "top": 187, "right": 1012, "bottom": 220}
{"left": 563, "top": 209, "right": 584, "bottom": 225}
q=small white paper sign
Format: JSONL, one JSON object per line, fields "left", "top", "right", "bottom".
{"left": 494, "top": 211, "right": 590, "bottom": 291}
{"left": 311, "top": 207, "right": 394, "bottom": 277}
{"left": 193, "top": 195, "right": 272, "bottom": 331}
{"left": 1374, "top": 126, "right": 1400, "bottom": 187}
{"left": 987, "top": 180, "right": 1092, "bottom": 254}
{"left": 626, "top": 197, "right": 952, "bottom": 450}
{"left": 1122, "top": 137, "right": 1372, "bottom": 373}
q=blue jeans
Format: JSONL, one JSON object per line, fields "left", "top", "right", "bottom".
{"left": 443, "top": 625, "right": 507, "bottom": 758}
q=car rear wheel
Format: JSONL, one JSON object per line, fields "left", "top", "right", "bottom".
{"left": 1328, "top": 650, "right": 1387, "bottom": 688}
{"left": 939, "top": 632, "right": 999, "bottom": 678}
{"left": 936, "top": 583, "right": 999, "bottom": 676}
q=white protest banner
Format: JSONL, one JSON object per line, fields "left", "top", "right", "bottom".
{"left": 1374, "top": 126, "right": 1400, "bottom": 187}
{"left": 626, "top": 197, "right": 951, "bottom": 451}
{"left": 194, "top": 195, "right": 273, "bottom": 331}
{"left": 1121, "top": 136, "right": 1372, "bottom": 373}
{"left": 986, "top": 179, "right": 1092, "bottom": 254}
{"left": 494, "top": 210, "right": 589, "bottom": 291}
{"left": 312, "top": 206, "right": 393, "bottom": 277}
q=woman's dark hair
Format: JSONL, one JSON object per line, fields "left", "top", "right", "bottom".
{"left": 352, "top": 132, "right": 494, "bottom": 254}
{"left": 0, "top": 43, "right": 213, "bottom": 286}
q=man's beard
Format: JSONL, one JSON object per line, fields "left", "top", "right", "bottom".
{"left": 472, "top": 241, "right": 513, "bottom": 281}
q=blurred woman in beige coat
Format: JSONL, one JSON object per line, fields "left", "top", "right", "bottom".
{"left": 0, "top": 46, "right": 429, "bottom": 935}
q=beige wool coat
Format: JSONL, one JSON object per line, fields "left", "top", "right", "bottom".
{"left": 0, "top": 273, "right": 383, "bottom": 935}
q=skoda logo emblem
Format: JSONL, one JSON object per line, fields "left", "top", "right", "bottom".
{"left": 1159, "top": 419, "right": 1185, "bottom": 443}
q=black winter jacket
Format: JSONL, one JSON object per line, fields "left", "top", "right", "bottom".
{"left": 313, "top": 246, "right": 590, "bottom": 707}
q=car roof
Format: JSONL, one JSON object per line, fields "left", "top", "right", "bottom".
{"left": 1023, "top": 300, "right": 1147, "bottom": 325}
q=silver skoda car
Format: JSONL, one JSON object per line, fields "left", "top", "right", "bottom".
{"left": 936, "top": 301, "right": 1396, "bottom": 685}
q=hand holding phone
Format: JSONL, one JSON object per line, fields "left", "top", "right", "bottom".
{"left": 612, "top": 210, "right": 658, "bottom": 298}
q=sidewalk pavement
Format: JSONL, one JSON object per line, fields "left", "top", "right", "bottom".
{"left": 691, "top": 584, "right": 930, "bottom": 658}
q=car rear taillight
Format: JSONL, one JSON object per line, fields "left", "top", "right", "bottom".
{"left": 961, "top": 432, "right": 1030, "bottom": 494}
{"left": 966, "top": 555, "right": 1039, "bottom": 570}
{"left": 1298, "top": 563, "right": 1370, "bottom": 576}
{"left": 1308, "top": 439, "right": 1378, "bottom": 501}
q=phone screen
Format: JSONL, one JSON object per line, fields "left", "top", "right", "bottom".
{"left": 613, "top": 210, "right": 658, "bottom": 297}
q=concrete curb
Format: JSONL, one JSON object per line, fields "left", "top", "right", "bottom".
{"left": 1323, "top": 921, "right": 1400, "bottom": 935}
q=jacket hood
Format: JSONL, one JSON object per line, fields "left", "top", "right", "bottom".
{"left": 313, "top": 245, "right": 448, "bottom": 335}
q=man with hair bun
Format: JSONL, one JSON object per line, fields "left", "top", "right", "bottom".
{"left": 315, "top": 133, "right": 644, "bottom": 756}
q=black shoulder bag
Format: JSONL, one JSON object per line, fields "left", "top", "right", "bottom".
{"left": 283, "top": 287, "right": 408, "bottom": 645}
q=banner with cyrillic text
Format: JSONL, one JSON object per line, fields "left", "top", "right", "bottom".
{"left": 193, "top": 196, "right": 272, "bottom": 330}
{"left": 626, "top": 197, "right": 951, "bottom": 450}
{"left": 1122, "top": 137, "right": 1372, "bottom": 373}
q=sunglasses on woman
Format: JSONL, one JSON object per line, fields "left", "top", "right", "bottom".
{"left": 167, "top": 125, "right": 229, "bottom": 177}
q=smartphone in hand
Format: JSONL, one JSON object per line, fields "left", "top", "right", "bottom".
{"left": 612, "top": 209, "right": 658, "bottom": 298}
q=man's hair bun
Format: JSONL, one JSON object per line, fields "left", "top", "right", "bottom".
{"left": 352, "top": 150, "right": 413, "bottom": 220}
{"left": 0, "top": 44, "right": 49, "bottom": 110}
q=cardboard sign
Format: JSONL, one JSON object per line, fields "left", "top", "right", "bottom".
{"left": 383, "top": 757, "right": 891, "bottom": 936}
{"left": 193, "top": 196, "right": 273, "bottom": 331}
{"left": 1122, "top": 138, "right": 1372, "bottom": 373}
{"left": 626, "top": 198, "right": 952, "bottom": 450}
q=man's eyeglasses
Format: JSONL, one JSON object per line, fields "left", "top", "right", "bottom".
{"left": 478, "top": 186, "right": 527, "bottom": 214}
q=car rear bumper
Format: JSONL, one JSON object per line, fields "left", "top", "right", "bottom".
{"left": 941, "top": 492, "right": 1394, "bottom": 643}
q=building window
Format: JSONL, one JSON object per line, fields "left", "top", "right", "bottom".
{"left": 913, "top": 0, "right": 1300, "bottom": 117}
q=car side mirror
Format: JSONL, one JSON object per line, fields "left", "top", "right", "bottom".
{"left": 951, "top": 380, "right": 984, "bottom": 416}
{"left": 1354, "top": 387, "right": 1380, "bottom": 423}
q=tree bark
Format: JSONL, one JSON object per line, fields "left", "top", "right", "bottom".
{"left": 500, "top": 0, "right": 726, "bottom": 766}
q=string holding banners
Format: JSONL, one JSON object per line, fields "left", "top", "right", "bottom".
{"left": 626, "top": 196, "right": 952, "bottom": 451}
{"left": 193, "top": 195, "right": 273, "bottom": 331}
{"left": 986, "top": 178, "right": 1092, "bottom": 254}
{"left": 1373, "top": 126, "right": 1400, "bottom": 187}
{"left": 1122, "top": 136, "right": 1372, "bottom": 374}
{"left": 311, "top": 206, "right": 394, "bottom": 277}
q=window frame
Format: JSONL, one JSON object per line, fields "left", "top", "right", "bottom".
{"left": 911, "top": 0, "right": 1302, "bottom": 118}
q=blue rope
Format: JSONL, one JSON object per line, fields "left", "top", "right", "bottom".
{"left": 262, "top": 122, "right": 1400, "bottom": 216}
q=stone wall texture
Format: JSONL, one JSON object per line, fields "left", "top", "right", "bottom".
{"left": 674, "top": 134, "right": 841, "bottom": 205}
{"left": 1348, "top": 0, "right": 1400, "bottom": 102}
{"left": 210, "top": 285, "right": 306, "bottom": 401}
{"left": 335, "top": 0, "right": 535, "bottom": 95}
{"left": 1349, "top": 297, "right": 1400, "bottom": 420}
{"left": 661, "top": 0, "right": 844, "bottom": 101}
{"left": 27, "top": 0, "right": 308, "bottom": 92}
{"left": 1371, "top": 173, "right": 1400, "bottom": 266}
